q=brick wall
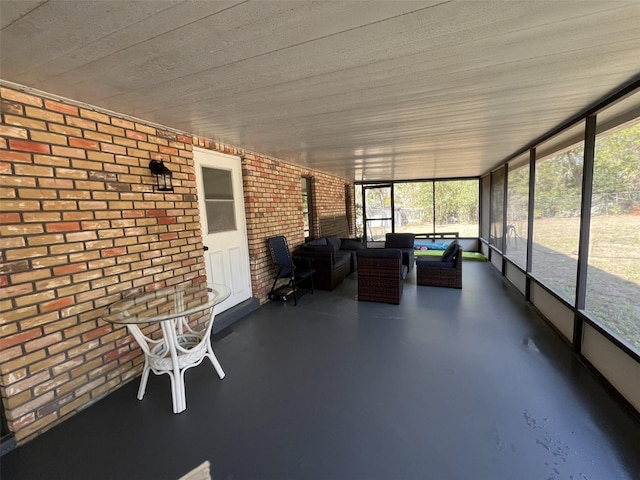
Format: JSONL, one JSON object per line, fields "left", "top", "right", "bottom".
{"left": 241, "top": 155, "right": 354, "bottom": 298}
{"left": 0, "top": 83, "right": 353, "bottom": 444}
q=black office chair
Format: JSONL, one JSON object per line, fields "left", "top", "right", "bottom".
{"left": 267, "top": 236, "right": 315, "bottom": 305}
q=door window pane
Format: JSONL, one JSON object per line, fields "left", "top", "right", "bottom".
{"left": 364, "top": 185, "right": 392, "bottom": 241}
{"left": 531, "top": 122, "right": 585, "bottom": 303}
{"left": 202, "top": 167, "right": 236, "bottom": 233}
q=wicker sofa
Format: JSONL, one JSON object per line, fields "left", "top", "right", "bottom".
{"left": 356, "top": 248, "right": 408, "bottom": 304}
{"left": 416, "top": 241, "right": 463, "bottom": 288}
{"left": 296, "top": 235, "right": 365, "bottom": 290}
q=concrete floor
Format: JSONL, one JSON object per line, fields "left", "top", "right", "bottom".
{"left": 2, "top": 262, "right": 639, "bottom": 480}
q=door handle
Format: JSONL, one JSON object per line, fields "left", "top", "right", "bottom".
{"left": 203, "top": 246, "right": 209, "bottom": 251}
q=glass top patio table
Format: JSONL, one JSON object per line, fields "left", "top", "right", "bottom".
{"left": 99, "top": 283, "right": 231, "bottom": 413}
{"left": 101, "top": 283, "right": 231, "bottom": 325}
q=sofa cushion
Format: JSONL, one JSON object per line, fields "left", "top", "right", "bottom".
{"left": 340, "top": 239, "right": 366, "bottom": 251}
{"left": 417, "top": 259, "right": 455, "bottom": 269}
{"left": 441, "top": 241, "right": 459, "bottom": 263}
{"left": 326, "top": 235, "right": 342, "bottom": 251}
{"left": 385, "top": 233, "right": 415, "bottom": 249}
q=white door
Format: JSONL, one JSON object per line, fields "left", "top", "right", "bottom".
{"left": 194, "top": 147, "right": 252, "bottom": 312}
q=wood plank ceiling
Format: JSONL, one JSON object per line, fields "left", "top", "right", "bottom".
{"left": 1, "top": 0, "right": 639, "bottom": 181}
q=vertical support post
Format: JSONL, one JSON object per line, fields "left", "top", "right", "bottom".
{"left": 502, "top": 164, "right": 509, "bottom": 275}
{"left": 390, "top": 183, "right": 395, "bottom": 233}
{"left": 525, "top": 148, "right": 536, "bottom": 301}
{"left": 573, "top": 115, "right": 597, "bottom": 353}
{"left": 432, "top": 181, "right": 436, "bottom": 235}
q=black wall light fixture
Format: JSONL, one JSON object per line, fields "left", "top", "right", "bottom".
{"left": 149, "top": 160, "right": 174, "bottom": 192}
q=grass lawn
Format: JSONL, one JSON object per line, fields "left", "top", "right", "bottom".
{"left": 513, "top": 214, "right": 639, "bottom": 352}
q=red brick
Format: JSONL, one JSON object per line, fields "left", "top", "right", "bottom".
{"left": 0, "top": 213, "right": 21, "bottom": 223}
{"left": 104, "top": 346, "right": 131, "bottom": 363}
{"left": 125, "top": 130, "right": 146, "bottom": 141}
{"left": 159, "top": 146, "right": 178, "bottom": 155}
{"left": 101, "top": 247, "right": 127, "bottom": 257}
{"left": 82, "top": 325, "right": 112, "bottom": 342}
{"left": 40, "top": 296, "right": 74, "bottom": 312}
{"left": 158, "top": 217, "right": 176, "bottom": 225}
{"left": 8, "top": 139, "right": 50, "bottom": 154}
{"left": 53, "top": 264, "right": 87, "bottom": 276}
{"left": 159, "top": 232, "right": 178, "bottom": 240}
{"left": 69, "top": 138, "right": 100, "bottom": 150}
{"left": 46, "top": 222, "right": 81, "bottom": 233}
{"left": 146, "top": 209, "right": 166, "bottom": 217}
{"left": 44, "top": 99, "right": 78, "bottom": 115}
{"left": 0, "top": 328, "right": 42, "bottom": 349}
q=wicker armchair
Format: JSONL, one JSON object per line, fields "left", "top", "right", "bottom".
{"left": 416, "top": 241, "right": 462, "bottom": 289}
{"left": 356, "top": 248, "right": 408, "bottom": 304}
{"left": 385, "top": 233, "right": 415, "bottom": 271}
